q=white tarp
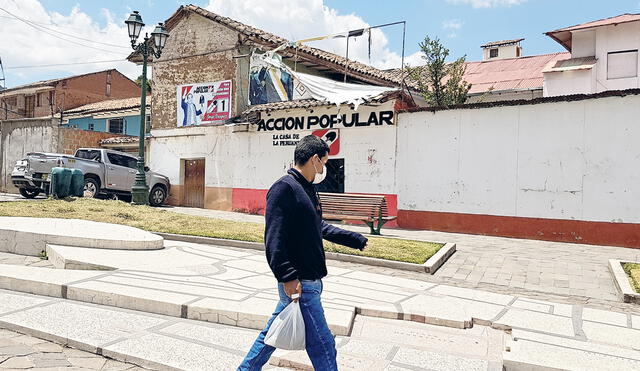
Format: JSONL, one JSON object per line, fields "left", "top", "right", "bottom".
{"left": 257, "top": 52, "right": 398, "bottom": 109}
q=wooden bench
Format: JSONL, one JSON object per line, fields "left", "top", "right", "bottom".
{"left": 318, "top": 192, "right": 396, "bottom": 235}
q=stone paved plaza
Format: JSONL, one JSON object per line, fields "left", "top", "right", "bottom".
{"left": 169, "top": 206, "right": 640, "bottom": 306}
{"left": 1, "top": 211, "right": 640, "bottom": 369}
{"left": 0, "top": 327, "right": 145, "bottom": 370}
{"left": 1, "top": 234, "right": 640, "bottom": 369}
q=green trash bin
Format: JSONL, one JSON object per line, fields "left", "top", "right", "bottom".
{"left": 50, "top": 167, "right": 72, "bottom": 198}
{"left": 70, "top": 169, "right": 84, "bottom": 197}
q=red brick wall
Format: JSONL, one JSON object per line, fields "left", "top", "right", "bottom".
{"left": 55, "top": 70, "right": 141, "bottom": 112}
{"left": 59, "top": 128, "right": 129, "bottom": 155}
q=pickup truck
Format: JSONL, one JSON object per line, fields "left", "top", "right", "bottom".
{"left": 11, "top": 148, "right": 171, "bottom": 206}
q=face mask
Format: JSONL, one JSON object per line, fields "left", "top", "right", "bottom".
{"left": 312, "top": 156, "right": 327, "bottom": 184}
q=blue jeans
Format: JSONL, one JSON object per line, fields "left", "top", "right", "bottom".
{"left": 237, "top": 279, "right": 337, "bottom": 370}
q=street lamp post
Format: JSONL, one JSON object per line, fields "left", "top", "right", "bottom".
{"left": 125, "top": 11, "right": 169, "bottom": 205}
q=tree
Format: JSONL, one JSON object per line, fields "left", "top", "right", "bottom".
{"left": 136, "top": 75, "right": 152, "bottom": 93}
{"left": 406, "top": 36, "right": 471, "bottom": 107}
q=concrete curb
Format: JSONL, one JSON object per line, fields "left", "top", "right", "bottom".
{"left": 156, "top": 233, "right": 265, "bottom": 251}
{"left": 157, "top": 233, "right": 456, "bottom": 275}
{"left": 608, "top": 259, "right": 640, "bottom": 304}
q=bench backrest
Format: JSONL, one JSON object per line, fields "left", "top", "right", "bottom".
{"left": 318, "top": 192, "right": 389, "bottom": 218}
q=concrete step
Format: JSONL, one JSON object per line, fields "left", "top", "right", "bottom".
{"left": 270, "top": 316, "right": 506, "bottom": 371}
{"left": 0, "top": 263, "right": 356, "bottom": 336}
{"left": 0, "top": 289, "right": 289, "bottom": 371}
{"left": 503, "top": 329, "right": 640, "bottom": 370}
{"left": 0, "top": 216, "right": 163, "bottom": 256}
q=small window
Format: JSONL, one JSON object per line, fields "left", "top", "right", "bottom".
{"left": 489, "top": 48, "right": 499, "bottom": 58}
{"left": 49, "top": 91, "right": 55, "bottom": 105}
{"left": 107, "top": 153, "right": 137, "bottom": 169}
{"left": 146, "top": 115, "right": 151, "bottom": 133}
{"left": 516, "top": 47, "right": 521, "bottom": 57}
{"left": 108, "top": 118, "right": 124, "bottom": 134}
{"left": 88, "top": 122, "right": 95, "bottom": 131}
{"left": 608, "top": 50, "right": 638, "bottom": 79}
{"left": 124, "top": 156, "right": 138, "bottom": 169}
{"left": 36, "top": 93, "right": 42, "bottom": 107}
{"left": 106, "top": 83, "right": 111, "bottom": 96}
{"left": 76, "top": 150, "right": 101, "bottom": 161}
{"left": 106, "top": 71, "right": 112, "bottom": 83}
{"left": 107, "top": 153, "right": 124, "bottom": 167}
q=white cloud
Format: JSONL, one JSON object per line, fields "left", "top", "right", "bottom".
{"left": 0, "top": 0, "right": 151, "bottom": 87}
{"left": 446, "top": 0, "right": 527, "bottom": 8}
{"left": 205, "top": 0, "right": 421, "bottom": 70}
{"left": 442, "top": 18, "right": 463, "bottom": 38}
{"left": 442, "top": 19, "right": 463, "bottom": 30}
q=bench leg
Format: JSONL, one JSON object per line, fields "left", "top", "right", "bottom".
{"left": 364, "top": 221, "right": 377, "bottom": 235}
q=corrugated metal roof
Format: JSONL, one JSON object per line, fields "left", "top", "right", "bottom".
{"left": 464, "top": 52, "right": 569, "bottom": 94}
{"left": 542, "top": 56, "right": 597, "bottom": 73}
{"left": 546, "top": 13, "right": 640, "bottom": 51}
{"left": 549, "top": 13, "right": 640, "bottom": 33}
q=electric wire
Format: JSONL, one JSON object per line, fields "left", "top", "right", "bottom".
{"left": 4, "top": 59, "right": 128, "bottom": 69}
{"left": 0, "top": 7, "right": 129, "bottom": 55}
{"left": 0, "top": 11, "right": 130, "bottom": 49}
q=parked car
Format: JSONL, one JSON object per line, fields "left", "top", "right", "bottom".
{"left": 11, "top": 148, "right": 171, "bottom": 206}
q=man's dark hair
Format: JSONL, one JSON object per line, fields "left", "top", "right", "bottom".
{"left": 294, "top": 135, "right": 329, "bottom": 165}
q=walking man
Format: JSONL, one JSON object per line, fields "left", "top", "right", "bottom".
{"left": 238, "top": 135, "right": 368, "bottom": 370}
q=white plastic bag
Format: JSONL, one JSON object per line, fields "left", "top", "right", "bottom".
{"left": 264, "top": 300, "right": 306, "bottom": 350}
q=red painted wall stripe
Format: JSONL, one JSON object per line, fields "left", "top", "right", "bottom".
{"left": 231, "top": 188, "right": 268, "bottom": 215}
{"left": 231, "top": 188, "right": 398, "bottom": 227}
{"left": 398, "top": 209, "right": 640, "bottom": 248}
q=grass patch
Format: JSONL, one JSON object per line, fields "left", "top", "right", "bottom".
{"left": 623, "top": 263, "right": 640, "bottom": 293}
{"left": 0, "top": 198, "right": 443, "bottom": 264}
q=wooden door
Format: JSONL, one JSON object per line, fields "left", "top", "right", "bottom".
{"left": 25, "top": 96, "right": 35, "bottom": 118}
{"left": 184, "top": 159, "right": 205, "bottom": 208}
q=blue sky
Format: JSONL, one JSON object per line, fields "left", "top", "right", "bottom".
{"left": 1, "top": 0, "right": 640, "bottom": 88}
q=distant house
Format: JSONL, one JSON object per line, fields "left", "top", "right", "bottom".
{"left": 0, "top": 69, "right": 141, "bottom": 120}
{"left": 63, "top": 97, "right": 150, "bottom": 136}
{"left": 543, "top": 13, "right": 640, "bottom": 96}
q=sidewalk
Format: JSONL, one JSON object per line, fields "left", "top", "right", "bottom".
{"left": 1, "top": 238, "right": 640, "bottom": 370}
{"left": 167, "top": 206, "right": 640, "bottom": 308}
{"left": 0, "top": 326, "right": 143, "bottom": 370}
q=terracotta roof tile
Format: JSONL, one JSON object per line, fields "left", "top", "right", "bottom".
{"left": 100, "top": 136, "right": 139, "bottom": 145}
{"left": 166, "top": 5, "right": 404, "bottom": 87}
{"left": 65, "top": 97, "right": 149, "bottom": 115}
{"left": 481, "top": 39, "right": 524, "bottom": 48}
{"left": 241, "top": 90, "right": 403, "bottom": 116}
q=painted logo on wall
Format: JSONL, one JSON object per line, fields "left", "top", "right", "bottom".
{"left": 177, "top": 80, "right": 232, "bottom": 127}
{"left": 313, "top": 129, "right": 340, "bottom": 156}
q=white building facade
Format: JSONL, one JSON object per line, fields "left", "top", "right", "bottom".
{"left": 544, "top": 14, "right": 640, "bottom": 96}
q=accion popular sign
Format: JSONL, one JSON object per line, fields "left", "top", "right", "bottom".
{"left": 256, "top": 110, "right": 394, "bottom": 132}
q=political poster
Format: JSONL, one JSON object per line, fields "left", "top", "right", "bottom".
{"left": 176, "top": 80, "right": 232, "bottom": 127}
{"left": 248, "top": 52, "right": 312, "bottom": 105}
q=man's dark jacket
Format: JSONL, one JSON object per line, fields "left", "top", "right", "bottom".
{"left": 265, "top": 168, "right": 367, "bottom": 282}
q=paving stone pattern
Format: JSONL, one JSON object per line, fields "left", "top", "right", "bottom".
{"left": 0, "top": 327, "right": 145, "bottom": 370}
{"left": 2, "top": 238, "right": 640, "bottom": 370}
{"left": 169, "top": 207, "right": 640, "bottom": 307}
